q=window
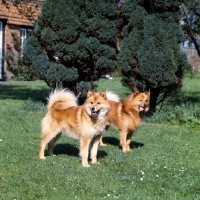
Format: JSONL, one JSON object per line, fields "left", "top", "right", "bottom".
{"left": 20, "top": 28, "right": 32, "bottom": 48}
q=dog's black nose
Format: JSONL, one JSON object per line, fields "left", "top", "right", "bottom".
{"left": 144, "top": 104, "right": 147, "bottom": 108}
{"left": 91, "top": 107, "right": 95, "bottom": 111}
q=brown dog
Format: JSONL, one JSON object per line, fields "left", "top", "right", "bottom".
{"left": 38, "top": 89, "right": 110, "bottom": 167}
{"left": 100, "top": 90, "right": 150, "bottom": 152}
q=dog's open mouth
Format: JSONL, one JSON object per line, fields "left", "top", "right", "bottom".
{"left": 91, "top": 109, "right": 100, "bottom": 117}
{"left": 139, "top": 105, "right": 146, "bottom": 112}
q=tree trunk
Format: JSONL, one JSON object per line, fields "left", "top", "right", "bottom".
{"left": 181, "top": 4, "right": 200, "bottom": 57}
{"left": 149, "top": 88, "right": 161, "bottom": 114}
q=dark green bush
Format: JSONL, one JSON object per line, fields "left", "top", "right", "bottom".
{"left": 118, "top": 0, "right": 188, "bottom": 112}
{"left": 23, "top": 0, "right": 117, "bottom": 95}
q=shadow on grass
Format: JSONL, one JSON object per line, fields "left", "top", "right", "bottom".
{"left": 168, "top": 91, "right": 200, "bottom": 105}
{"left": 0, "top": 83, "right": 49, "bottom": 102}
{"left": 47, "top": 143, "right": 108, "bottom": 159}
{"left": 51, "top": 143, "right": 79, "bottom": 157}
{"left": 101, "top": 136, "right": 144, "bottom": 150}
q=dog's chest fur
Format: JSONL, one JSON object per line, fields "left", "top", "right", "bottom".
{"left": 59, "top": 107, "right": 108, "bottom": 139}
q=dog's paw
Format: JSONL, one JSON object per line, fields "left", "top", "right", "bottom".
{"left": 126, "top": 146, "right": 132, "bottom": 152}
{"left": 122, "top": 148, "right": 129, "bottom": 153}
{"left": 122, "top": 149, "right": 132, "bottom": 153}
{"left": 39, "top": 156, "right": 46, "bottom": 159}
{"left": 82, "top": 163, "right": 91, "bottom": 167}
{"left": 100, "top": 143, "right": 107, "bottom": 147}
{"left": 91, "top": 160, "right": 100, "bottom": 165}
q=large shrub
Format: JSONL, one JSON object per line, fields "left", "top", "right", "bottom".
{"left": 23, "top": 0, "right": 117, "bottom": 97}
{"left": 117, "top": 0, "right": 188, "bottom": 112}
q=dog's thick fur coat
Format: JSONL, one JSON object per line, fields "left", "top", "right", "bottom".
{"left": 39, "top": 89, "right": 110, "bottom": 167}
{"left": 100, "top": 90, "right": 150, "bottom": 152}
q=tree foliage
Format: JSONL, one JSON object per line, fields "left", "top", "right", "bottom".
{"left": 181, "top": 0, "right": 200, "bottom": 56}
{"left": 21, "top": 0, "right": 188, "bottom": 111}
{"left": 117, "top": 0, "right": 188, "bottom": 112}
{"left": 23, "top": 0, "right": 117, "bottom": 97}
{"left": 182, "top": 0, "right": 200, "bottom": 34}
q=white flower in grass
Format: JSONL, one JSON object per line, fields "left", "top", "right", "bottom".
{"left": 156, "top": 175, "right": 159, "bottom": 178}
{"left": 141, "top": 171, "right": 144, "bottom": 175}
{"left": 179, "top": 167, "right": 186, "bottom": 172}
{"left": 140, "top": 177, "right": 144, "bottom": 181}
{"left": 0, "top": 139, "right": 2, "bottom": 142}
{"left": 107, "top": 194, "right": 110, "bottom": 197}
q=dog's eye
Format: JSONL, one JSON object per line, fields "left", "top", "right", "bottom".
{"left": 91, "top": 102, "right": 94, "bottom": 104}
{"left": 97, "top": 102, "right": 100, "bottom": 105}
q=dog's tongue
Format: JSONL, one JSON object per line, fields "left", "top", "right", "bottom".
{"left": 139, "top": 106, "right": 144, "bottom": 112}
{"left": 91, "top": 109, "right": 100, "bottom": 117}
{"left": 92, "top": 110, "right": 99, "bottom": 117}
{"left": 92, "top": 111, "right": 97, "bottom": 116}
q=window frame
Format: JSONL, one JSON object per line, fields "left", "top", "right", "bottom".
{"left": 20, "top": 27, "right": 32, "bottom": 48}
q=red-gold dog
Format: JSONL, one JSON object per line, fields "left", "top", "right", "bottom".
{"left": 39, "top": 89, "right": 110, "bottom": 167}
{"left": 100, "top": 90, "right": 150, "bottom": 152}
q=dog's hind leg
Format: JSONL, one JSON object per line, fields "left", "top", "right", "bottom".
{"left": 99, "top": 125, "right": 110, "bottom": 146}
{"left": 90, "top": 135, "right": 101, "bottom": 164}
{"left": 99, "top": 136, "right": 106, "bottom": 146}
{"left": 80, "top": 136, "right": 91, "bottom": 167}
{"left": 47, "top": 132, "right": 62, "bottom": 156}
{"left": 39, "top": 129, "right": 60, "bottom": 159}
{"left": 126, "top": 131, "right": 133, "bottom": 151}
{"left": 120, "top": 130, "right": 128, "bottom": 152}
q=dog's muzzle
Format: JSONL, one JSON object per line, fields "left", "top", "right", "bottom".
{"left": 139, "top": 104, "right": 147, "bottom": 112}
{"left": 90, "top": 107, "right": 100, "bottom": 117}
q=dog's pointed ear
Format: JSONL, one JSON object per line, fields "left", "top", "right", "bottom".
{"left": 135, "top": 90, "right": 140, "bottom": 94}
{"left": 87, "top": 90, "right": 94, "bottom": 98}
{"left": 145, "top": 90, "right": 150, "bottom": 96}
{"left": 132, "top": 89, "right": 140, "bottom": 97}
{"left": 100, "top": 90, "right": 107, "bottom": 100}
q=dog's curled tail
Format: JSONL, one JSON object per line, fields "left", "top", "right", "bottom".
{"left": 106, "top": 91, "right": 120, "bottom": 102}
{"left": 47, "top": 88, "right": 78, "bottom": 111}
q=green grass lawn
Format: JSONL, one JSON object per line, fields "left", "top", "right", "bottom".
{"left": 0, "top": 75, "right": 199, "bottom": 200}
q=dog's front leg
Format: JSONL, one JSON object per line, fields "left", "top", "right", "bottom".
{"left": 90, "top": 135, "right": 101, "bottom": 164}
{"left": 80, "top": 136, "right": 91, "bottom": 167}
